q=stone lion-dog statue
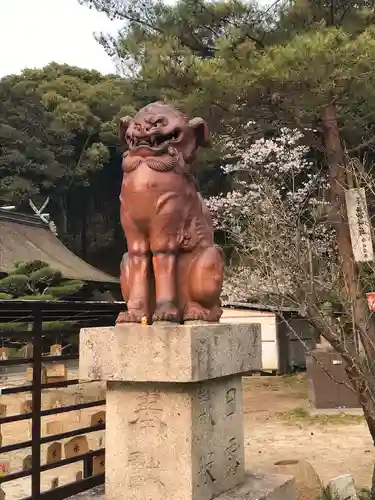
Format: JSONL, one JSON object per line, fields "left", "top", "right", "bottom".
{"left": 117, "top": 101, "right": 223, "bottom": 324}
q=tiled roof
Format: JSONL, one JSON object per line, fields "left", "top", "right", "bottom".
{"left": 0, "top": 210, "right": 118, "bottom": 284}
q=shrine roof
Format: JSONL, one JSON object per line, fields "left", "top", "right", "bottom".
{"left": 0, "top": 209, "right": 118, "bottom": 284}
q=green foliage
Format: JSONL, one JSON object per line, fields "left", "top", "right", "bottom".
{"left": 0, "top": 63, "right": 144, "bottom": 270}
{"left": 17, "top": 294, "right": 55, "bottom": 301}
{"left": 0, "top": 260, "right": 85, "bottom": 300}
{"left": 358, "top": 489, "right": 371, "bottom": 500}
{"left": 46, "top": 281, "right": 84, "bottom": 298}
{"left": 30, "top": 267, "right": 62, "bottom": 287}
{"left": 0, "top": 62, "right": 132, "bottom": 213}
{"left": 79, "top": 0, "right": 375, "bottom": 151}
{"left": 11, "top": 261, "right": 49, "bottom": 275}
{"left": 323, "top": 487, "right": 371, "bottom": 499}
{"left": 0, "top": 274, "right": 29, "bottom": 297}
{"left": 0, "top": 320, "right": 78, "bottom": 333}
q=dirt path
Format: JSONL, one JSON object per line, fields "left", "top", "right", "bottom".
{"left": 243, "top": 375, "right": 374, "bottom": 488}
{"left": 0, "top": 373, "right": 373, "bottom": 498}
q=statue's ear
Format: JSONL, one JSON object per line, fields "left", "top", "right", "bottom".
{"left": 188, "top": 117, "right": 211, "bottom": 148}
{"left": 119, "top": 116, "right": 133, "bottom": 143}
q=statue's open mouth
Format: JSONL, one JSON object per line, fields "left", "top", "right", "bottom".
{"left": 127, "top": 129, "right": 181, "bottom": 152}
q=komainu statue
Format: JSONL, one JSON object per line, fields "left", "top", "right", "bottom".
{"left": 117, "top": 101, "right": 224, "bottom": 324}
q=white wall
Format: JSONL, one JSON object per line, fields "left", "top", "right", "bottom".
{"left": 220, "top": 308, "right": 278, "bottom": 371}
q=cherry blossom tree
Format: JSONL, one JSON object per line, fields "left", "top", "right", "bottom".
{"left": 206, "top": 126, "right": 335, "bottom": 305}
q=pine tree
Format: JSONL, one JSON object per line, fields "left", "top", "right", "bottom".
{"left": 0, "top": 260, "right": 84, "bottom": 300}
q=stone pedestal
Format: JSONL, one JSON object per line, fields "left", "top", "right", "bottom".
{"left": 79, "top": 323, "right": 291, "bottom": 500}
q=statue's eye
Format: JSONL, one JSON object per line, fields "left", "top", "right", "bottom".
{"left": 153, "top": 119, "right": 164, "bottom": 128}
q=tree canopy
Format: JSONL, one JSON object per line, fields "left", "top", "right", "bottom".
{"left": 0, "top": 63, "right": 139, "bottom": 269}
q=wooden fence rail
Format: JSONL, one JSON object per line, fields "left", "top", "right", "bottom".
{"left": 0, "top": 300, "right": 124, "bottom": 500}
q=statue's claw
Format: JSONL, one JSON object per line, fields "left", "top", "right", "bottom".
{"left": 152, "top": 302, "right": 181, "bottom": 323}
{"left": 116, "top": 310, "right": 148, "bottom": 324}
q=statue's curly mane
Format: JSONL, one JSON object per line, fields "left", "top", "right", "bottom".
{"left": 139, "top": 101, "right": 189, "bottom": 124}
{"left": 123, "top": 154, "right": 178, "bottom": 173}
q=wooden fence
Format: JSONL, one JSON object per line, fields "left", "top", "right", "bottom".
{"left": 0, "top": 300, "right": 123, "bottom": 499}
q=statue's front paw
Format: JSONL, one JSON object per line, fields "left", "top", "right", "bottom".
{"left": 116, "top": 310, "right": 148, "bottom": 324}
{"left": 152, "top": 302, "right": 181, "bottom": 323}
{"left": 183, "top": 303, "right": 222, "bottom": 322}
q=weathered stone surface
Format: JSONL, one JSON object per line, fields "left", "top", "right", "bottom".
{"left": 328, "top": 474, "right": 358, "bottom": 500}
{"left": 79, "top": 323, "right": 261, "bottom": 383}
{"left": 105, "top": 376, "right": 245, "bottom": 500}
{"left": 66, "top": 474, "right": 295, "bottom": 500}
{"left": 272, "top": 459, "right": 322, "bottom": 500}
{"left": 216, "top": 473, "right": 296, "bottom": 500}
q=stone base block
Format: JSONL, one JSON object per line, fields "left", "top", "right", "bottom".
{"left": 79, "top": 323, "right": 261, "bottom": 383}
{"left": 216, "top": 473, "right": 296, "bottom": 500}
{"left": 68, "top": 473, "right": 295, "bottom": 500}
{"left": 106, "top": 377, "right": 245, "bottom": 500}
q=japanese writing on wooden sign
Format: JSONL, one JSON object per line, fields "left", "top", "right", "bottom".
{"left": 345, "top": 188, "right": 374, "bottom": 262}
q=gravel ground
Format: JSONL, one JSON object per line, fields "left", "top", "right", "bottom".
{"left": 67, "top": 486, "right": 104, "bottom": 498}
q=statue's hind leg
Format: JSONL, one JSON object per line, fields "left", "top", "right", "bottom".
{"left": 182, "top": 246, "right": 224, "bottom": 322}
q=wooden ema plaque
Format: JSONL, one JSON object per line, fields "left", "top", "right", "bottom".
{"left": 26, "top": 365, "right": 47, "bottom": 383}
{"left": 64, "top": 436, "right": 89, "bottom": 459}
{"left": 76, "top": 470, "right": 83, "bottom": 482}
{"left": 51, "top": 477, "right": 59, "bottom": 489}
{"left": 20, "top": 399, "right": 32, "bottom": 414}
{"left": 50, "top": 397, "right": 63, "bottom": 409}
{"left": 0, "top": 460, "right": 10, "bottom": 477}
{"left": 92, "top": 452, "right": 105, "bottom": 476}
{"left": 46, "top": 363, "right": 67, "bottom": 383}
{"left": 46, "top": 442, "right": 62, "bottom": 464}
{"left": 90, "top": 410, "right": 106, "bottom": 427}
{"left": 0, "top": 404, "right": 7, "bottom": 418}
{"left": 45, "top": 421, "right": 64, "bottom": 436}
{"left": 22, "top": 455, "right": 32, "bottom": 471}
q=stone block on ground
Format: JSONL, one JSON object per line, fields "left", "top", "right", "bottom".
{"left": 216, "top": 473, "right": 296, "bottom": 500}
{"left": 328, "top": 474, "right": 358, "bottom": 500}
{"left": 79, "top": 323, "right": 261, "bottom": 383}
{"left": 272, "top": 459, "right": 323, "bottom": 500}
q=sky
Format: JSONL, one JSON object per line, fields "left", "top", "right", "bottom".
{"left": 0, "top": 0, "right": 123, "bottom": 78}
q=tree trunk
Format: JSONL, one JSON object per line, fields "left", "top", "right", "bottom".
{"left": 81, "top": 187, "right": 87, "bottom": 259}
{"left": 322, "top": 103, "right": 375, "bottom": 498}
{"left": 321, "top": 103, "right": 375, "bottom": 360}
{"left": 55, "top": 196, "right": 68, "bottom": 236}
